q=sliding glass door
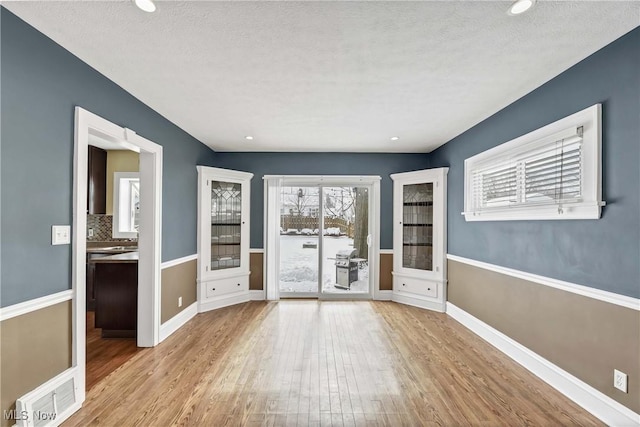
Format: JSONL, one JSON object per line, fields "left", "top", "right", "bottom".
{"left": 320, "top": 186, "right": 369, "bottom": 295}
{"left": 279, "top": 186, "right": 320, "bottom": 296}
{"left": 277, "top": 182, "right": 373, "bottom": 299}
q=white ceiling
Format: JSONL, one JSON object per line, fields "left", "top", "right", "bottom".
{"left": 4, "top": 1, "right": 639, "bottom": 153}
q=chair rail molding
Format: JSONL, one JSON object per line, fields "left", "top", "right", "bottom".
{"left": 0, "top": 290, "right": 74, "bottom": 322}
{"left": 447, "top": 254, "right": 639, "bottom": 311}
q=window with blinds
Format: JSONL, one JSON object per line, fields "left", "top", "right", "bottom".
{"left": 464, "top": 104, "right": 603, "bottom": 221}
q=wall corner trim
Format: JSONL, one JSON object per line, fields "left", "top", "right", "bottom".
{"left": 447, "top": 302, "right": 640, "bottom": 426}
{"left": 159, "top": 301, "right": 198, "bottom": 342}
{"left": 161, "top": 254, "right": 197, "bottom": 270}
{"left": 446, "top": 254, "right": 640, "bottom": 311}
{"left": 250, "top": 290, "right": 265, "bottom": 300}
{"left": 0, "top": 290, "right": 73, "bottom": 322}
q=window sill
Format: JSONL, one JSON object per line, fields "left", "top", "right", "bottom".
{"left": 462, "top": 202, "right": 604, "bottom": 221}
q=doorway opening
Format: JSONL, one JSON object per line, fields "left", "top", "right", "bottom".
{"left": 265, "top": 176, "right": 380, "bottom": 300}
{"left": 73, "top": 107, "right": 163, "bottom": 404}
{"left": 85, "top": 143, "right": 143, "bottom": 390}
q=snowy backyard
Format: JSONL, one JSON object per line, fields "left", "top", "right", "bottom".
{"left": 279, "top": 234, "right": 369, "bottom": 294}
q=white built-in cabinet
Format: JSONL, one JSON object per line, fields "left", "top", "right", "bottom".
{"left": 197, "top": 166, "right": 253, "bottom": 313}
{"left": 390, "top": 168, "right": 448, "bottom": 312}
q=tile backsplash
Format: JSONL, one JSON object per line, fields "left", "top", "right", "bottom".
{"left": 87, "top": 214, "right": 136, "bottom": 242}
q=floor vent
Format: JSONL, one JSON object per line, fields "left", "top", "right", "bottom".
{"left": 15, "top": 368, "right": 80, "bottom": 427}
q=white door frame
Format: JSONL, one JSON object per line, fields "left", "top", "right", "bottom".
{"left": 263, "top": 175, "right": 381, "bottom": 300}
{"left": 72, "top": 107, "right": 163, "bottom": 404}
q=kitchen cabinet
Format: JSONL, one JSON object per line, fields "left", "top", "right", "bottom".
{"left": 390, "top": 168, "right": 448, "bottom": 312}
{"left": 92, "top": 252, "right": 138, "bottom": 338}
{"left": 197, "top": 166, "right": 253, "bottom": 313}
{"left": 86, "top": 246, "right": 137, "bottom": 310}
{"left": 87, "top": 145, "right": 107, "bottom": 214}
{"left": 86, "top": 253, "right": 105, "bottom": 311}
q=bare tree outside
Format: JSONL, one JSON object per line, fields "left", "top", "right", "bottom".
{"left": 324, "top": 187, "right": 355, "bottom": 220}
{"left": 284, "top": 187, "right": 319, "bottom": 217}
{"left": 353, "top": 187, "right": 368, "bottom": 260}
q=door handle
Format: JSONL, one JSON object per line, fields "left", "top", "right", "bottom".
{"left": 366, "top": 234, "right": 372, "bottom": 246}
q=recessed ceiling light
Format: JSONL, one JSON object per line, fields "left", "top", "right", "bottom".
{"left": 508, "top": 0, "right": 535, "bottom": 16}
{"left": 390, "top": 136, "right": 400, "bottom": 141}
{"left": 245, "top": 136, "right": 254, "bottom": 140}
{"left": 134, "top": 0, "right": 156, "bottom": 13}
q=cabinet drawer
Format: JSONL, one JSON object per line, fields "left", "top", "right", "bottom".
{"left": 394, "top": 276, "right": 438, "bottom": 299}
{"left": 205, "top": 276, "right": 248, "bottom": 299}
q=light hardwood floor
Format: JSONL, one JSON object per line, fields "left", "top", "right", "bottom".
{"left": 67, "top": 301, "right": 602, "bottom": 426}
{"left": 86, "top": 311, "right": 143, "bottom": 391}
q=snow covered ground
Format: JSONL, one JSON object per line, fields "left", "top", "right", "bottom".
{"left": 279, "top": 235, "right": 369, "bottom": 294}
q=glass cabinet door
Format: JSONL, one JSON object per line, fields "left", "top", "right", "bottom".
{"left": 402, "top": 183, "right": 433, "bottom": 271}
{"left": 210, "top": 181, "right": 242, "bottom": 270}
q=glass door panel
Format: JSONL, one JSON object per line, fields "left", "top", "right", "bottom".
{"left": 321, "top": 186, "right": 369, "bottom": 294}
{"left": 278, "top": 186, "right": 320, "bottom": 295}
{"left": 402, "top": 183, "right": 433, "bottom": 271}
{"left": 210, "top": 181, "right": 242, "bottom": 270}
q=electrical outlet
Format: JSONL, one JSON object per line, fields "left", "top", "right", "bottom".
{"left": 178, "top": 296, "right": 183, "bottom": 308}
{"left": 88, "top": 228, "right": 94, "bottom": 238}
{"left": 614, "top": 369, "right": 628, "bottom": 393}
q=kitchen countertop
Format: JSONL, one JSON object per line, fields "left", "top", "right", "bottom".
{"left": 89, "top": 251, "right": 139, "bottom": 263}
{"left": 86, "top": 246, "right": 138, "bottom": 254}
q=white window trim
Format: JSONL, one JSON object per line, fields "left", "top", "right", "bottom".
{"left": 463, "top": 104, "right": 603, "bottom": 221}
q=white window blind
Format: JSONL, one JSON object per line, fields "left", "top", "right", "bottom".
{"left": 523, "top": 134, "right": 582, "bottom": 205}
{"left": 464, "top": 104, "right": 603, "bottom": 221}
{"left": 473, "top": 164, "right": 518, "bottom": 209}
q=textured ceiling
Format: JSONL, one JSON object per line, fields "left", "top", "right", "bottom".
{"left": 4, "top": 1, "right": 639, "bottom": 153}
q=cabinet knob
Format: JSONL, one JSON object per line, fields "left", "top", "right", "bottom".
{"left": 237, "top": 283, "right": 240, "bottom": 286}
{"left": 427, "top": 287, "right": 431, "bottom": 291}
{"left": 212, "top": 288, "right": 216, "bottom": 291}
{"left": 402, "top": 283, "right": 406, "bottom": 286}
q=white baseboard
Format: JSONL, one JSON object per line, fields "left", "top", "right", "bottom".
{"left": 392, "top": 292, "right": 446, "bottom": 312}
{"left": 159, "top": 302, "right": 198, "bottom": 342}
{"left": 250, "top": 290, "right": 265, "bottom": 300}
{"left": 447, "top": 302, "right": 640, "bottom": 427}
{"left": 374, "top": 290, "right": 393, "bottom": 301}
{"left": 198, "top": 292, "right": 250, "bottom": 313}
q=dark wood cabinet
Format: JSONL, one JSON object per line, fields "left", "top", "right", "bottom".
{"left": 86, "top": 255, "right": 96, "bottom": 310}
{"left": 88, "top": 145, "right": 107, "bottom": 214}
{"left": 94, "top": 262, "right": 138, "bottom": 338}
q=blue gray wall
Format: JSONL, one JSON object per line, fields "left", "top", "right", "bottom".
{"left": 430, "top": 28, "right": 640, "bottom": 298}
{"left": 1, "top": 9, "right": 216, "bottom": 306}
{"left": 211, "top": 152, "right": 429, "bottom": 249}
{"left": 3, "top": 6, "right": 637, "bottom": 305}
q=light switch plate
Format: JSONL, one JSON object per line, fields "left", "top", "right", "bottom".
{"left": 52, "top": 225, "right": 71, "bottom": 245}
